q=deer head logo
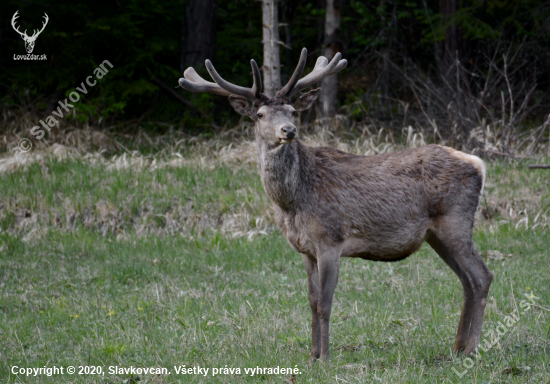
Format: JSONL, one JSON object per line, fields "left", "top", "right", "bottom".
{"left": 11, "top": 11, "right": 49, "bottom": 54}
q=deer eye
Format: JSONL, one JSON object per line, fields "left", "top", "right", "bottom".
{"left": 257, "top": 113, "right": 263, "bottom": 118}
{"left": 292, "top": 111, "right": 298, "bottom": 117}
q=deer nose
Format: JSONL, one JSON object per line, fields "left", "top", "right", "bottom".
{"left": 281, "top": 125, "right": 296, "bottom": 139}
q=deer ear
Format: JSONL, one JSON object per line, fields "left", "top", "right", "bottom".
{"left": 228, "top": 96, "right": 255, "bottom": 116}
{"left": 292, "top": 88, "right": 322, "bottom": 112}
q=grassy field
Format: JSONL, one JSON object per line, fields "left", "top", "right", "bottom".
{"left": 1, "top": 144, "right": 549, "bottom": 383}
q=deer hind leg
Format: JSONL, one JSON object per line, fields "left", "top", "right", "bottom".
{"left": 427, "top": 233, "right": 475, "bottom": 352}
{"left": 462, "top": 244, "right": 493, "bottom": 354}
{"left": 428, "top": 223, "right": 493, "bottom": 355}
{"left": 302, "top": 254, "right": 321, "bottom": 363}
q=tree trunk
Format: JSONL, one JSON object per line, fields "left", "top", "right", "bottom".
{"left": 378, "top": 0, "right": 395, "bottom": 99}
{"left": 181, "top": 0, "right": 217, "bottom": 72}
{"left": 280, "top": 0, "right": 292, "bottom": 84}
{"left": 438, "top": 0, "right": 463, "bottom": 78}
{"left": 261, "top": 0, "right": 281, "bottom": 97}
{"left": 320, "top": 0, "right": 342, "bottom": 118}
{"left": 438, "top": 0, "right": 472, "bottom": 137}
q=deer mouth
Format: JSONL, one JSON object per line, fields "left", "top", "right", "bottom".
{"left": 279, "top": 138, "right": 295, "bottom": 144}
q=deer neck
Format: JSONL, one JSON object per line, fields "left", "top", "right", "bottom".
{"left": 255, "top": 135, "right": 312, "bottom": 210}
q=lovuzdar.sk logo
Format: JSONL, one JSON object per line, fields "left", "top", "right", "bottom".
{"left": 11, "top": 10, "right": 48, "bottom": 60}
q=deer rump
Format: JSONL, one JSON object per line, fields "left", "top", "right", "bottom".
{"left": 272, "top": 143, "right": 484, "bottom": 262}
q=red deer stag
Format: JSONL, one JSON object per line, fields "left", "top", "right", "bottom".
{"left": 178, "top": 48, "right": 493, "bottom": 362}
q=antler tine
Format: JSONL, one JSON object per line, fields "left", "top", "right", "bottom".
{"left": 326, "top": 59, "right": 348, "bottom": 77}
{"left": 276, "top": 47, "right": 308, "bottom": 98}
{"left": 289, "top": 52, "right": 347, "bottom": 98}
{"left": 206, "top": 60, "right": 260, "bottom": 101}
{"left": 178, "top": 67, "right": 234, "bottom": 97}
{"left": 250, "top": 59, "right": 262, "bottom": 99}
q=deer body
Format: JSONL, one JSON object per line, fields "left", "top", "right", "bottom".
{"left": 260, "top": 141, "right": 482, "bottom": 261}
{"left": 178, "top": 48, "right": 493, "bottom": 362}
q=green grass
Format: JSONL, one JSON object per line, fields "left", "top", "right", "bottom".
{"left": 1, "top": 158, "right": 549, "bottom": 383}
{"left": 0, "top": 159, "right": 268, "bottom": 217}
{"left": 0, "top": 159, "right": 271, "bottom": 240}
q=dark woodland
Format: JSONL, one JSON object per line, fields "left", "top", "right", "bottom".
{"left": 1, "top": 0, "right": 549, "bottom": 149}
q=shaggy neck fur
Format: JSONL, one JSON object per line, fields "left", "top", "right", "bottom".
{"left": 255, "top": 129, "right": 313, "bottom": 211}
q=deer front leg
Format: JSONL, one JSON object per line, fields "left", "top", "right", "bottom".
{"left": 302, "top": 254, "right": 321, "bottom": 363}
{"left": 316, "top": 250, "right": 341, "bottom": 362}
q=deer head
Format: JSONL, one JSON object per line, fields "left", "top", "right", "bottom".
{"left": 178, "top": 48, "right": 347, "bottom": 147}
{"left": 11, "top": 11, "right": 49, "bottom": 54}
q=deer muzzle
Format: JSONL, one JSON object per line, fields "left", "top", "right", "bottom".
{"left": 278, "top": 125, "right": 296, "bottom": 143}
